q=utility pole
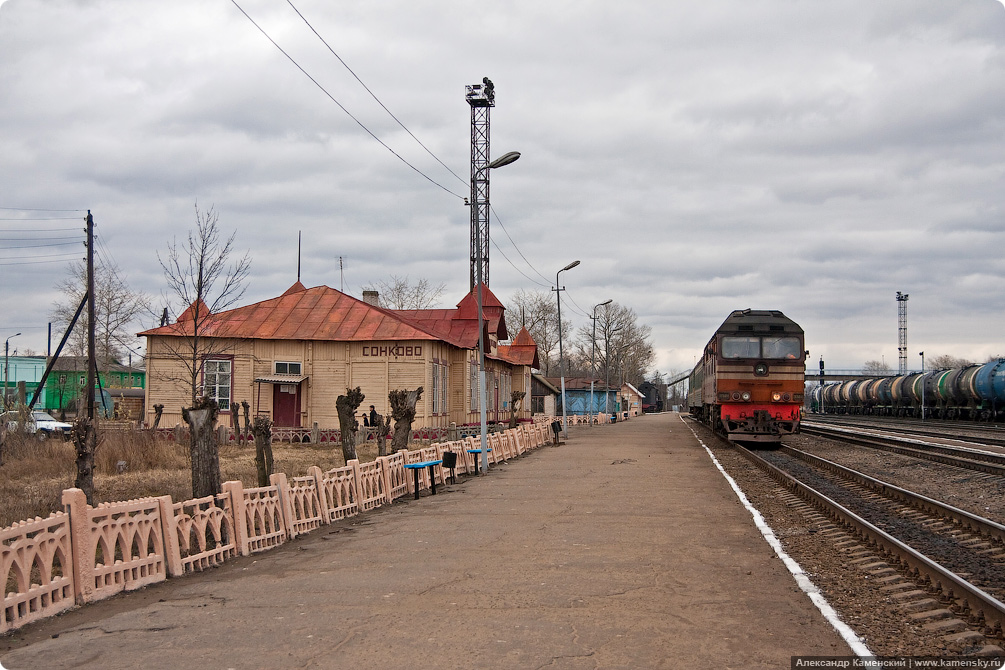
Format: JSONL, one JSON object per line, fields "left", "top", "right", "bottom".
{"left": 86, "top": 210, "right": 96, "bottom": 422}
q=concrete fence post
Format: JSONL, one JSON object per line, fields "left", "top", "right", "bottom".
{"left": 156, "top": 495, "right": 184, "bottom": 577}
{"left": 307, "top": 465, "right": 329, "bottom": 522}
{"left": 348, "top": 459, "right": 363, "bottom": 511}
{"left": 61, "top": 487, "right": 92, "bottom": 605}
{"left": 221, "top": 480, "right": 249, "bottom": 556}
{"left": 375, "top": 456, "right": 393, "bottom": 504}
{"left": 270, "top": 472, "right": 295, "bottom": 539}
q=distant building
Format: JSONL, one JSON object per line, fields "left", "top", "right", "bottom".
{"left": 544, "top": 377, "right": 618, "bottom": 415}
{"left": 2, "top": 355, "right": 144, "bottom": 416}
{"left": 531, "top": 373, "right": 560, "bottom": 416}
{"left": 139, "top": 282, "right": 538, "bottom": 430}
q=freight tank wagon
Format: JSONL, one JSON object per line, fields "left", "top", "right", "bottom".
{"left": 688, "top": 310, "right": 806, "bottom": 442}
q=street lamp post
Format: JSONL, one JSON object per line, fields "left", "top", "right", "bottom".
{"left": 4, "top": 332, "right": 21, "bottom": 407}
{"left": 554, "top": 260, "right": 580, "bottom": 439}
{"left": 590, "top": 299, "right": 612, "bottom": 426}
{"left": 919, "top": 351, "right": 925, "bottom": 421}
{"left": 473, "top": 151, "right": 521, "bottom": 474}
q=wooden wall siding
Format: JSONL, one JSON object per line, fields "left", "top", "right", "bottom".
{"left": 145, "top": 334, "right": 532, "bottom": 430}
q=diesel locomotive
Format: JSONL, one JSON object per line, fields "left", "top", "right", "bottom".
{"left": 688, "top": 310, "right": 805, "bottom": 442}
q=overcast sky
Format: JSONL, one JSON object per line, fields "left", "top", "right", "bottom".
{"left": 2, "top": 0, "right": 1004, "bottom": 376}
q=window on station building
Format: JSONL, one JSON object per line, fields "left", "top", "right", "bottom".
{"left": 469, "top": 361, "right": 479, "bottom": 411}
{"left": 441, "top": 364, "right": 448, "bottom": 415}
{"left": 275, "top": 361, "right": 302, "bottom": 375}
{"left": 204, "top": 359, "right": 232, "bottom": 411}
{"left": 432, "top": 362, "right": 440, "bottom": 414}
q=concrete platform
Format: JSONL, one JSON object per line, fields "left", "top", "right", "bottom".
{"left": 1, "top": 413, "right": 851, "bottom": 669}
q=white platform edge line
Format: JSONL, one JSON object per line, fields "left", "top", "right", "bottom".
{"left": 681, "top": 415, "right": 873, "bottom": 658}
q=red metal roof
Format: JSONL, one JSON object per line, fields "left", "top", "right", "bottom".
{"left": 139, "top": 283, "right": 529, "bottom": 362}
{"left": 497, "top": 327, "right": 540, "bottom": 368}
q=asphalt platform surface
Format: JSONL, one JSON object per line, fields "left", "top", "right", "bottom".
{"left": 1, "top": 413, "right": 851, "bottom": 669}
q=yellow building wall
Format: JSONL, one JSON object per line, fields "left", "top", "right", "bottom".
{"left": 144, "top": 335, "right": 532, "bottom": 431}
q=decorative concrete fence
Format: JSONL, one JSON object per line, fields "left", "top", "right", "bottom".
{"left": 1, "top": 420, "right": 553, "bottom": 634}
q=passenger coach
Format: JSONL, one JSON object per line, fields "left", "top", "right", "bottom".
{"left": 688, "top": 310, "right": 805, "bottom": 442}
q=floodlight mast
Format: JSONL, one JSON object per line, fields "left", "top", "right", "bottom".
{"left": 467, "top": 77, "right": 495, "bottom": 292}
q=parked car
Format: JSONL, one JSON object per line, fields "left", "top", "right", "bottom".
{"left": 2, "top": 410, "right": 72, "bottom": 439}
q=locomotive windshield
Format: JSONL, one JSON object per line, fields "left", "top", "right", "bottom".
{"left": 721, "top": 336, "right": 759, "bottom": 358}
{"left": 763, "top": 336, "right": 802, "bottom": 359}
{"left": 722, "top": 335, "right": 802, "bottom": 360}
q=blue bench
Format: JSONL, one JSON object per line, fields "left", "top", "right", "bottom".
{"left": 465, "top": 447, "right": 492, "bottom": 474}
{"left": 403, "top": 459, "right": 442, "bottom": 499}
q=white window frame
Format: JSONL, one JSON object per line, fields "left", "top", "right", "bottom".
{"left": 204, "top": 359, "right": 233, "bottom": 412}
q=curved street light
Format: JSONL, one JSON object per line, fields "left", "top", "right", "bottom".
{"left": 555, "top": 260, "right": 580, "bottom": 439}
{"left": 473, "top": 151, "right": 521, "bottom": 473}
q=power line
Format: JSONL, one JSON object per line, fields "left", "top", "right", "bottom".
{"left": 228, "top": 0, "right": 466, "bottom": 200}
{"left": 283, "top": 0, "right": 468, "bottom": 189}
{"left": 489, "top": 206, "right": 552, "bottom": 286}
{"left": 0, "top": 207, "right": 86, "bottom": 212}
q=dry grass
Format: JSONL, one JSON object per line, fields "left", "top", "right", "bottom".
{"left": 0, "top": 431, "right": 383, "bottom": 529}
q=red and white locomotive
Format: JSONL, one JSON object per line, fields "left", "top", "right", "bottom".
{"left": 688, "top": 309, "right": 805, "bottom": 443}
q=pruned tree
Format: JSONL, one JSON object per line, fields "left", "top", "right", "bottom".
{"left": 362, "top": 275, "right": 445, "bottom": 309}
{"left": 251, "top": 415, "right": 274, "bottom": 487}
{"left": 389, "top": 387, "right": 423, "bottom": 452}
{"left": 335, "top": 387, "right": 365, "bottom": 462}
{"left": 71, "top": 417, "right": 99, "bottom": 504}
{"left": 182, "top": 396, "right": 222, "bottom": 498}
{"left": 157, "top": 204, "right": 251, "bottom": 497}
{"left": 509, "top": 390, "right": 525, "bottom": 428}
{"left": 373, "top": 412, "right": 392, "bottom": 457}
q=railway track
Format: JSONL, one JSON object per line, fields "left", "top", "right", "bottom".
{"left": 801, "top": 421, "right": 1005, "bottom": 476}
{"left": 808, "top": 415, "right": 1005, "bottom": 448}
{"left": 737, "top": 443, "right": 1005, "bottom": 644}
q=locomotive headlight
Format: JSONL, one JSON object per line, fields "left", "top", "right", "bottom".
{"left": 754, "top": 363, "right": 768, "bottom": 376}
{"left": 772, "top": 392, "right": 782, "bottom": 401}
{"left": 741, "top": 391, "right": 751, "bottom": 401}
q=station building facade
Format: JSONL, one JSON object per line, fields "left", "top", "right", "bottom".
{"left": 139, "top": 282, "right": 539, "bottom": 431}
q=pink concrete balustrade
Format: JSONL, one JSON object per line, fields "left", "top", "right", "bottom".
{"left": 1, "top": 423, "right": 553, "bottom": 633}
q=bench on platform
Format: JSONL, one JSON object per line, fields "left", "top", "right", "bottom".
{"left": 403, "top": 459, "right": 443, "bottom": 499}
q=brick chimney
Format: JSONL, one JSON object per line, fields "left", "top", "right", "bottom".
{"left": 362, "top": 290, "right": 379, "bottom": 307}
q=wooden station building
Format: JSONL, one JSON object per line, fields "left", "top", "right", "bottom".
{"left": 139, "top": 282, "right": 539, "bottom": 431}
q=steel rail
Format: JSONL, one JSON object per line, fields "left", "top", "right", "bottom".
{"left": 735, "top": 445, "right": 1005, "bottom": 636}
{"left": 778, "top": 444, "right": 1005, "bottom": 546}
{"left": 807, "top": 416, "right": 1005, "bottom": 448}
{"left": 801, "top": 423, "right": 1005, "bottom": 476}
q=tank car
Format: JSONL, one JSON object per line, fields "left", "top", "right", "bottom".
{"left": 688, "top": 309, "right": 805, "bottom": 442}
{"left": 812, "top": 358, "right": 1005, "bottom": 421}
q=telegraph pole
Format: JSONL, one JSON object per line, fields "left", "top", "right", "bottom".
{"left": 86, "top": 210, "right": 96, "bottom": 421}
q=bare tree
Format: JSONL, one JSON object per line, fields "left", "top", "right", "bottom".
{"left": 927, "top": 354, "right": 974, "bottom": 370}
{"left": 362, "top": 275, "right": 445, "bottom": 309}
{"left": 576, "top": 303, "right": 654, "bottom": 388}
{"left": 862, "top": 360, "right": 891, "bottom": 375}
{"left": 52, "top": 257, "right": 149, "bottom": 368}
{"left": 157, "top": 204, "right": 251, "bottom": 497}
